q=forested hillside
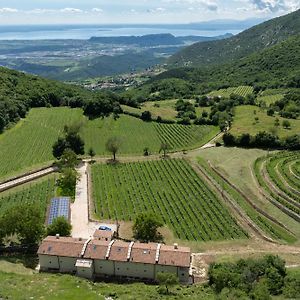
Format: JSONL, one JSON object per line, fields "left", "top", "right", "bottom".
{"left": 168, "top": 9, "right": 300, "bottom": 67}
{"left": 0, "top": 67, "right": 120, "bottom": 132}
{"left": 127, "top": 34, "right": 300, "bottom": 101}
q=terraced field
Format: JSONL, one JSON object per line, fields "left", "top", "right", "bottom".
{"left": 254, "top": 152, "right": 300, "bottom": 223}
{"left": 197, "top": 158, "right": 297, "bottom": 243}
{"left": 208, "top": 86, "right": 254, "bottom": 98}
{"left": 0, "top": 108, "right": 218, "bottom": 181}
{"left": 91, "top": 159, "right": 248, "bottom": 241}
{"left": 0, "top": 176, "right": 56, "bottom": 218}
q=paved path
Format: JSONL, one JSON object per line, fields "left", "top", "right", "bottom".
{"left": 0, "top": 166, "right": 56, "bottom": 192}
{"left": 71, "top": 162, "right": 116, "bottom": 238}
{"left": 71, "top": 163, "right": 93, "bottom": 238}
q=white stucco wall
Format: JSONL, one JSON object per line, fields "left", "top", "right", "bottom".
{"left": 94, "top": 259, "right": 115, "bottom": 276}
{"left": 39, "top": 255, "right": 59, "bottom": 270}
{"left": 58, "top": 257, "right": 77, "bottom": 273}
{"left": 115, "top": 261, "right": 155, "bottom": 279}
{"left": 77, "top": 266, "right": 94, "bottom": 279}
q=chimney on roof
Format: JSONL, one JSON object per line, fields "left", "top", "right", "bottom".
{"left": 174, "top": 243, "right": 178, "bottom": 250}
{"left": 79, "top": 237, "right": 82, "bottom": 241}
{"left": 56, "top": 234, "right": 60, "bottom": 239}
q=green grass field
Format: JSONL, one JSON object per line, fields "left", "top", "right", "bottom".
{"left": 91, "top": 159, "right": 248, "bottom": 241}
{"left": 0, "top": 108, "right": 218, "bottom": 181}
{"left": 122, "top": 100, "right": 211, "bottom": 121}
{"left": 0, "top": 176, "right": 56, "bottom": 219}
{"left": 0, "top": 268, "right": 214, "bottom": 300}
{"left": 230, "top": 105, "right": 300, "bottom": 138}
{"left": 208, "top": 86, "right": 254, "bottom": 98}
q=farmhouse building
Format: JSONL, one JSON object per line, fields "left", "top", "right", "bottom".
{"left": 38, "top": 235, "right": 191, "bottom": 283}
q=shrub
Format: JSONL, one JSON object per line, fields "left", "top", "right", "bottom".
{"left": 141, "top": 111, "right": 152, "bottom": 122}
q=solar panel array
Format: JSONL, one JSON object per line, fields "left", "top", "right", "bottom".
{"left": 47, "top": 197, "right": 70, "bottom": 225}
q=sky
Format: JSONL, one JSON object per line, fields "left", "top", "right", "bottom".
{"left": 0, "top": 0, "right": 299, "bottom": 24}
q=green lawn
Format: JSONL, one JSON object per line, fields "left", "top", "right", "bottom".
{"left": 0, "top": 269, "right": 214, "bottom": 300}
{"left": 122, "top": 100, "right": 211, "bottom": 121}
{"left": 230, "top": 105, "right": 300, "bottom": 138}
{"left": 0, "top": 108, "right": 218, "bottom": 181}
{"left": 91, "top": 159, "right": 248, "bottom": 241}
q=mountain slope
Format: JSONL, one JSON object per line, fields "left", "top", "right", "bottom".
{"left": 0, "top": 67, "right": 119, "bottom": 132}
{"left": 168, "top": 9, "right": 300, "bottom": 67}
{"left": 130, "top": 34, "right": 300, "bottom": 101}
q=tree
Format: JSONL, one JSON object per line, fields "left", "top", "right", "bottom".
{"left": 143, "top": 147, "right": 150, "bottom": 156}
{"left": 283, "top": 272, "right": 300, "bottom": 298}
{"left": 88, "top": 147, "right": 96, "bottom": 160}
{"left": 238, "top": 133, "right": 251, "bottom": 147}
{"left": 0, "top": 203, "right": 45, "bottom": 245}
{"left": 52, "top": 124, "right": 85, "bottom": 159}
{"left": 251, "top": 279, "right": 271, "bottom": 300}
{"left": 57, "top": 149, "right": 78, "bottom": 170}
{"left": 52, "top": 137, "right": 67, "bottom": 159}
{"left": 223, "top": 133, "right": 236, "bottom": 146}
{"left": 133, "top": 213, "right": 163, "bottom": 242}
{"left": 57, "top": 168, "right": 78, "bottom": 198}
{"left": 282, "top": 120, "right": 291, "bottom": 129}
{"left": 159, "top": 142, "right": 170, "bottom": 158}
{"left": 47, "top": 216, "right": 72, "bottom": 237}
{"left": 141, "top": 111, "right": 152, "bottom": 122}
{"left": 106, "top": 137, "right": 122, "bottom": 161}
{"left": 157, "top": 272, "right": 178, "bottom": 295}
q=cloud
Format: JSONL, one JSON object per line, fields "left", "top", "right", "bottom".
{"left": 60, "top": 8, "right": 83, "bottom": 14}
{"left": 163, "top": 0, "right": 218, "bottom": 11}
{"left": 249, "top": 0, "right": 300, "bottom": 13}
{"left": 91, "top": 8, "right": 103, "bottom": 13}
{"left": 0, "top": 7, "right": 18, "bottom": 13}
{"left": 147, "top": 7, "right": 166, "bottom": 13}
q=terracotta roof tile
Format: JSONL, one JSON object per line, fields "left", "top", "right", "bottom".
{"left": 109, "top": 240, "right": 129, "bottom": 262}
{"left": 130, "top": 243, "right": 157, "bottom": 264}
{"left": 37, "top": 236, "right": 86, "bottom": 258}
{"left": 84, "top": 240, "right": 110, "bottom": 260}
{"left": 158, "top": 245, "right": 191, "bottom": 268}
{"left": 93, "top": 230, "right": 114, "bottom": 241}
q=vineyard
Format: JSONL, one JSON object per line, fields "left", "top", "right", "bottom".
{"left": 0, "top": 176, "right": 56, "bottom": 219}
{"left": 254, "top": 152, "right": 300, "bottom": 223}
{"left": 83, "top": 114, "right": 219, "bottom": 155}
{"left": 91, "top": 159, "right": 248, "bottom": 241}
{"left": 0, "top": 108, "right": 218, "bottom": 181}
{"left": 208, "top": 86, "right": 254, "bottom": 98}
{"left": 0, "top": 107, "right": 82, "bottom": 181}
{"left": 198, "top": 158, "right": 297, "bottom": 243}
{"left": 256, "top": 94, "right": 284, "bottom": 106}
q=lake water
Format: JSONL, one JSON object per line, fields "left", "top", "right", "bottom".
{"left": 0, "top": 25, "right": 242, "bottom": 40}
